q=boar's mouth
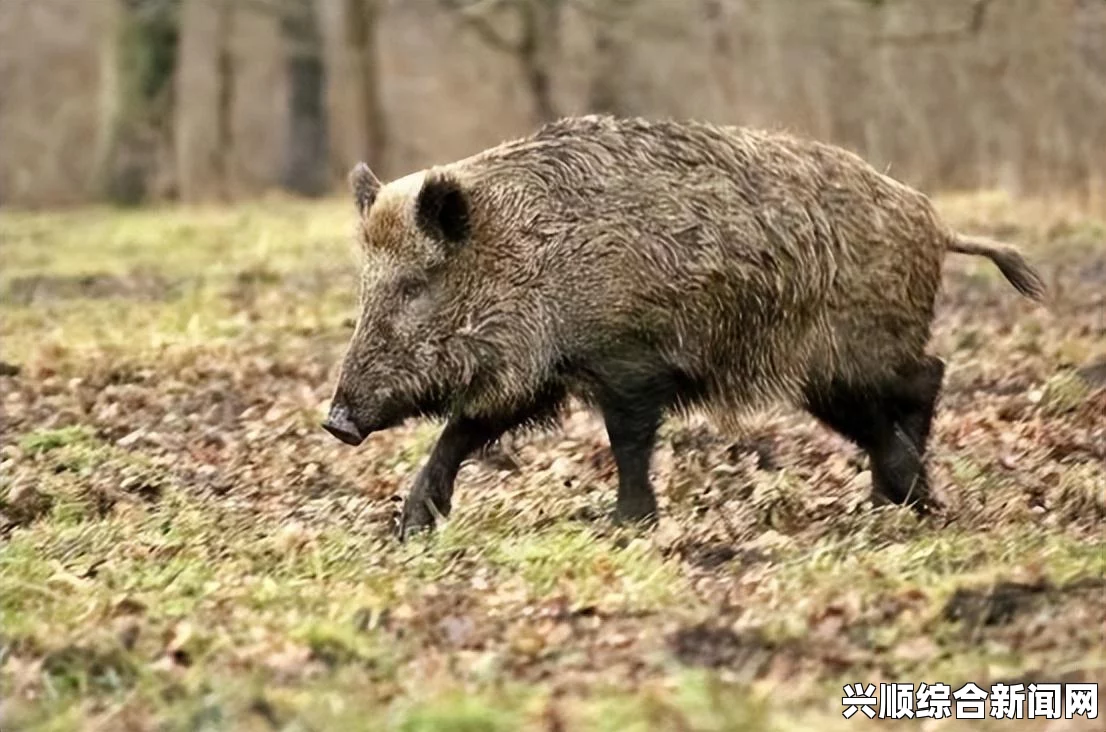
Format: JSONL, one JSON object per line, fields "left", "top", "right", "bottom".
{"left": 366, "top": 388, "right": 453, "bottom": 437}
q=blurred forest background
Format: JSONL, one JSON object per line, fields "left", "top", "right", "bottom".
{"left": 1, "top": 0, "right": 1105, "bottom": 208}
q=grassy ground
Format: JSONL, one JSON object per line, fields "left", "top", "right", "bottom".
{"left": 1, "top": 191, "right": 1104, "bottom": 731}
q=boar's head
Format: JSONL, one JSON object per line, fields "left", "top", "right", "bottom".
{"left": 323, "top": 162, "right": 551, "bottom": 445}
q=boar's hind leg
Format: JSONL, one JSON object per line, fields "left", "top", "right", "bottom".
{"left": 803, "top": 356, "right": 945, "bottom": 514}
{"left": 597, "top": 380, "right": 672, "bottom": 526}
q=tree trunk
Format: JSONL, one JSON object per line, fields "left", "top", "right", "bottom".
{"left": 441, "top": 0, "right": 562, "bottom": 125}
{"left": 280, "top": 0, "right": 329, "bottom": 197}
{"left": 345, "top": 0, "right": 388, "bottom": 176}
{"left": 214, "top": 0, "right": 237, "bottom": 200}
{"left": 94, "top": 0, "right": 182, "bottom": 205}
{"left": 518, "top": 0, "right": 562, "bottom": 124}
{"left": 587, "top": 25, "right": 617, "bottom": 114}
{"left": 585, "top": 0, "right": 635, "bottom": 116}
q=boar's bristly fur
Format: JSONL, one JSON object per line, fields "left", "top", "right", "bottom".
{"left": 321, "top": 114, "right": 1047, "bottom": 539}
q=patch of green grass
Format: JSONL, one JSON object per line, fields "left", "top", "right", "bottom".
{"left": 0, "top": 201, "right": 356, "bottom": 284}
{"left": 1039, "top": 369, "right": 1092, "bottom": 416}
{"left": 0, "top": 278, "right": 353, "bottom": 367}
{"left": 487, "top": 526, "right": 687, "bottom": 612}
{"left": 0, "top": 199, "right": 359, "bottom": 367}
{"left": 18, "top": 426, "right": 98, "bottom": 456}
{"left": 393, "top": 691, "right": 531, "bottom": 732}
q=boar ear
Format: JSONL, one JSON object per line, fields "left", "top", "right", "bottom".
{"left": 415, "top": 171, "right": 471, "bottom": 248}
{"left": 349, "top": 162, "right": 382, "bottom": 214}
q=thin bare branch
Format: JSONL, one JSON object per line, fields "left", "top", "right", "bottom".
{"left": 871, "top": 0, "right": 995, "bottom": 46}
{"left": 565, "top": 0, "right": 638, "bottom": 23}
{"left": 439, "top": 0, "right": 520, "bottom": 54}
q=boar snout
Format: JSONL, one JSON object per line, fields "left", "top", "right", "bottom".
{"left": 321, "top": 396, "right": 365, "bottom": 446}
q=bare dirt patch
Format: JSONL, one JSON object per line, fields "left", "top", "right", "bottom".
{"left": 942, "top": 577, "right": 1106, "bottom": 629}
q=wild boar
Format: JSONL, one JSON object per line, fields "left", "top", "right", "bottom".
{"left": 321, "top": 114, "right": 1046, "bottom": 538}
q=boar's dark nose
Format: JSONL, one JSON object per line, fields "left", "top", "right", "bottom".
{"left": 322, "top": 399, "right": 365, "bottom": 446}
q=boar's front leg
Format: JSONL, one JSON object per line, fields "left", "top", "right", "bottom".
{"left": 398, "top": 416, "right": 504, "bottom": 539}
{"left": 398, "top": 389, "right": 565, "bottom": 539}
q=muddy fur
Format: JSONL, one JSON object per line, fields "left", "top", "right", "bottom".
{"left": 321, "top": 115, "right": 1047, "bottom": 537}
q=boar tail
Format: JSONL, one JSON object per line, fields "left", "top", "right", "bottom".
{"left": 948, "top": 233, "right": 1048, "bottom": 303}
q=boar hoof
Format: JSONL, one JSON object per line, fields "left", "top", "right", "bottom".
{"left": 396, "top": 495, "right": 445, "bottom": 541}
{"left": 612, "top": 502, "right": 659, "bottom": 529}
{"left": 868, "top": 487, "right": 937, "bottom": 517}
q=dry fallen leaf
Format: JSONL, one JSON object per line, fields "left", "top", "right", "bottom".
{"left": 893, "top": 636, "right": 939, "bottom": 663}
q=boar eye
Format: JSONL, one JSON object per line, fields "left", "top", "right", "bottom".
{"left": 397, "top": 278, "right": 426, "bottom": 301}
